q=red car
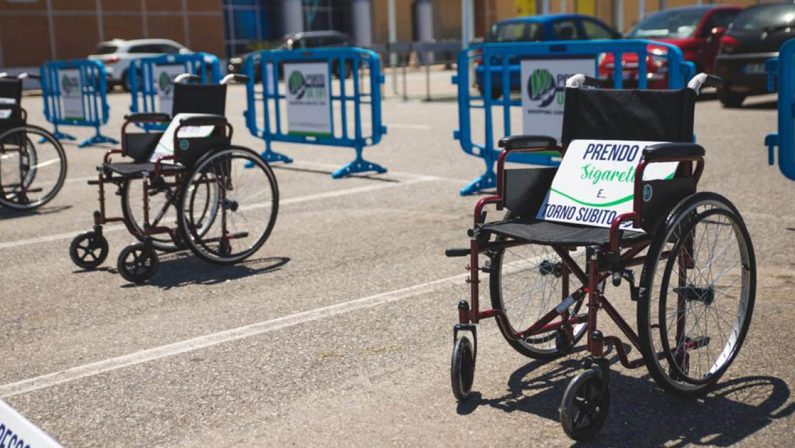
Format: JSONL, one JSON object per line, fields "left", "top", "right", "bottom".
{"left": 599, "top": 5, "right": 741, "bottom": 88}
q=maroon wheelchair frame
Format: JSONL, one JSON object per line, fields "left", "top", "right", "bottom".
{"left": 458, "top": 142, "right": 705, "bottom": 368}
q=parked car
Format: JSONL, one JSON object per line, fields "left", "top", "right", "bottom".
{"left": 475, "top": 14, "right": 621, "bottom": 98}
{"left": 598, "top": 5, "right": 740, "bottom": 88}
{"left": 714, "top": 2, "right": 795, "bottom": 107}
{"left": 89, "top": 38, "right": 191, "bottom": 91}
{"left": 227, "top": 30, "right": 353, "bottom": 81}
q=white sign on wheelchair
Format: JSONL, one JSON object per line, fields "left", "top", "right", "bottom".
{"left": 150, "top": 113, "right": 216, "bottom": 163}
{"left": 0, "top": 110, "right": 10, "bottom": 119}
{"left": 0, "top": 98, "right": 16, "bottom": 105}
{"left": 537, "top": 139, "right": 678, "bottom": 230}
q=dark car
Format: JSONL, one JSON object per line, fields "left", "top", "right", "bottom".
{"left": 714, "top": 2, "right": 795, "bottom": 107}
{"left": 227, "top": 30, "right": 353, "bottom": 80}
{"left": 476, "top": 14, "right": 621, "bottom": 98}
{"left": 599, "top": 5, "right": 740, "bottom": 88}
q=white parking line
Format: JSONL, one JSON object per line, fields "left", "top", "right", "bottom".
{"left": 0, "top": 270, "right": 468, "bottom": 398}
{"left": 0, "top": 176, "right": 438, "bottom": 251}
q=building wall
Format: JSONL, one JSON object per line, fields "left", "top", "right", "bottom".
{"left": 0, "top": 0, "right": 224, "bottom": 68}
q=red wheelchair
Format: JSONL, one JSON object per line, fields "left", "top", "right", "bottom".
{"left": 446, "top": 73, "right": 756, "bottom": 440}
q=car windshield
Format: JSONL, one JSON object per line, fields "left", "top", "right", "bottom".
{"left": 487, "top": 22, "right": 542, "bottom": 42}
{"left": 732, "top": 5, "right": 795, "bottom": 31}
{"left": 628, "top": 9, "right": 706, "bottom": 39}
{"left": 93, "top": 44, "right": 117, "bottom": 55}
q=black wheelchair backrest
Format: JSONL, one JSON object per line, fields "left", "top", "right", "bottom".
{"left": 171, "top": 83, "right": 227, "bottom": 116}
{"left": 0, "top": 78, "right": 22, "bottom": 105}
{"left": 560, "top": 88, "right": 696, "bottom": 148}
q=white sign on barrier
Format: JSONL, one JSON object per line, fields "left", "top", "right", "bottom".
{"left": 537, "top": 139, "right": 677, "bottom": 230}
{"left": 153, "top": 64, "right": 184, "bottom": 115}
{"left": 59, "top": 69, "right": 83, "bottom": 121}
{"left": 0, "top": 398, "right": 62, "bottom": 447}
{"left": 284, "top": 62, "right": 331, "bottom": 137}
{"left": 520, "top": 58, "right": 594, "bottom": 141}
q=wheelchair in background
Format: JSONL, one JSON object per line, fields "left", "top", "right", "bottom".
{"left": 0, "top": 72, "right": 67, "bottom": 211}
{"left": 69, "top": 73, "right": 279, "bottom": 284}
{"left": 446, "top": 73, "right": 756, "bottom": 440}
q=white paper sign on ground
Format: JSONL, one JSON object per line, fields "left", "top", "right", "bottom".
{"left": 536, "top": 139, "right": 678, "bottom": 230}
{"left": 153, "top": 64, "right": 184, "bottom": 115}
{"left": 0, "top": 398, "right": 62, "bottom": 447}
{"left": 284, "top": 62, "right": 331, "bottom": 137}
{"left": 520, "top": 58, "right": 594, "bottom": 142}
{"left": 150, "top": 113, "right": 216, "bottom": 163}
{"left": 59, "top": 69, "right": 83, "bottom": 121}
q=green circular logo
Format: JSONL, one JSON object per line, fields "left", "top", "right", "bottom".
{"left": 61, "top": 74, "right": 78, "bottom": 95}
{"left": 179, "top": 139, "right": 190, "bottom": 151}
{"left": 527, "top": 68, "right": 557, "bottom": 107}
{"left": 643, "top": 184, "right": 653, "bottom": 202}
{"left": 159, "top": 72, "right": 173, "bottom": 95}
{"left": 288, "top": 71, "right": 306, "bottom": 99}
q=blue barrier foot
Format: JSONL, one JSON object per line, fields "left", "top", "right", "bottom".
{"left": 259, "top": 149, "right": 294, "bottom": 165}
{"left": 459, "top": 169, "right": 497, "bottom": 196}
{"left": 79, "top": 133, "right": 119, "bottom": 148}
{"left": 42, "top": 131, "right": 76, "bottom": 143}
{"left": 332, "top": 158, "right": 387, "bottom": 179}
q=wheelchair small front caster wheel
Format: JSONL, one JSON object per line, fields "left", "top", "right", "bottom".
{"left": 117, "top": 243, "right": 159, "bottom": 284}
{"left": 451, "top": 336, "right": 475, "bottom": 401}
{"left": 560, "top": 367, "right": 610, "bottom": 441}
{"left": 69, "top": 231, "right": 109, "bottom": 270}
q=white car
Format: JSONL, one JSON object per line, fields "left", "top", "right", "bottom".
{"left": 88, "top": 38, "right": 191, "bottom": 90}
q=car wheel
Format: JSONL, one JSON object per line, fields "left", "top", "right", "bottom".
{"left": 718, "top": 88, "right": 745, "bottom": 108}
{"left": 120, "top": 70, "right": 131, "bottom": 92}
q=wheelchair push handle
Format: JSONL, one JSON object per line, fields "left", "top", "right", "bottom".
{"left": 0, "top": 72, "right": 40, "bottom": 80}
{"left": 221, "top": 73, "right": 249, "bottom": 85}
{"left": 565, "top": 74, "right": 601, "bottom": 89}
{"left": 687, "top": 73, "right": 723, "bottom": 94}
{"left": 175, "top": 73, "right": 201, "bottom": 84}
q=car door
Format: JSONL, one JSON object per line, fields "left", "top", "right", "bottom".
{"left": 552, "top": 19, "right": 584, "bottom": 41}
{"left": 698, "top": 10, "right": 739, "bottom": 72}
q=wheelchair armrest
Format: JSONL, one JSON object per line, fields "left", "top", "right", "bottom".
{"left": 498, "top": 135, "right": 557, "bottom": 151}
{"left": 179, "top": 115, "right": 227, "bottom": 127}
{"left": 124, "top": 113, "right": 171, "bottom": 123}
{"left": 642, "top": 143, "right": 704, "bottom": 162}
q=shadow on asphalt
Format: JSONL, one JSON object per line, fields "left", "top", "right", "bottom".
{"left": 457, "top": 356, "right": 793, "bottom": 447}
{"left": 108, "top": 254, "right": 290, "bottom": 289}
{"left": 270, "top": 164, "right": 400, "bottom": 183}
{"left": 0, "top": 204, "right": 72, "bottom": 219}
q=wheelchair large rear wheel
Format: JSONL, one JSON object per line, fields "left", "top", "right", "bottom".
{"left": 0, "top": 126, "right": 66, "bottom": 210}
{"left": 639, "top": 192, "right": 755, "bottom": 397}
{"left": 490, "top": 225, "right": 587, "bottom": 359}
{"left": 178, "top": 146, "right": 278, "bottom": 264}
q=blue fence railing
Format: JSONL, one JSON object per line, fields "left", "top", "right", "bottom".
{"left": 764, "top": 39, "right": 794, "bottom": 180}
{"left": 243, "top": 47, "right": 387, "bottom": 178}
{"left": 128, "top": 52, "right": 221, "bottom": 129}
{"left": 40, "top": 59, "right": 117, "bottom": 147}
{"left": 453, "top": 39, "right": 696, "bottom": 195}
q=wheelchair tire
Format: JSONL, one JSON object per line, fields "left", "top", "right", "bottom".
{"left": 559, "top": 367, "right": 610, "bottom": 441}
{"left": 117, "top": 243, "right": 159, "bottom": 284}
{"left": 69, "top": 231, "right": 109, "bottom": 270}
{"left": 489, "top": 217, "right": 588, "bottom": 360}
{"left": 451, "top": 336, "right": 475, "bottom": 401}
{"left": 638, "top": 192, "right": 756, "bottom": 397}
{"left": 120, "top": 179, "right": 183, "bottom": 253}
{"left": 0, "top": 126, "right": 67, "bottom": 210}
{"left": 177, "top": 146, "right": 278, "bottom": 265}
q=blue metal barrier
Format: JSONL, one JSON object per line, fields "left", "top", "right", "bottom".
{"left": 453, "top": 39, "right": 696, "bottom": 195}
{"left": 40, "top": 59, "right": 117, "bottom": 147}
{"left": 128, "top": 52, "right": 221, "bottom": 129}
{"left": 764, "top": 39, "right": 794, "bottom": 180}
{"left": 243, "top": 47, "right": 387, "bottom": 178}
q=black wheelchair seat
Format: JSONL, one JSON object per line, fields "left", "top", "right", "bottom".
{"left": 482, "top": 219, "right": 649, "bottom": 246}
{"left": 101, "top": 162, "right": 187, "bottom": 177}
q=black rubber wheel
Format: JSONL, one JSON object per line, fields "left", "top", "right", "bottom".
{"left": 560, "top": 367, "right": 610, "bottom": 441}
{"left": 0, "top": 126, "right": 67, "bottom": 210}
{"left": 69, "top": 231, "right": 109, "bottom": 270}
{"left": 117, "top": 243, "right": 159, "bottom": 284}
{"left": 490, "top": 216, "right": 588, "bottom": 360}
{"left": 178, "top": 146, "right": 278, "bottom": 265}
{"left": 451, "top": 336, "right": 475, "bottom": 401}
{"left": 120, "top": 179, "right": 183, "bottom": 252}
{"left": 717, "top": 88, "right": 745, "bottom": 108}
{"left": 638, "top": 192, "right": 756, "bottom": 397}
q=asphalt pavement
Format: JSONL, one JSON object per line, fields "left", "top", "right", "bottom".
{"left": 0, "top": 71, "right": 792, "bottom": 447}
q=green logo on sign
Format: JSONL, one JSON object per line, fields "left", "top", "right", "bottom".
{"left": 527, "top": 68, "right": 559, "bottom": 108}
{"left": 61, "top": 74, "right": 78, "bottom": 95}
{"left": 288, "top": 71, "right": 306, "bottom": 99}
{"left": 158, "top": 72, "right": 173, "bottom": 95}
